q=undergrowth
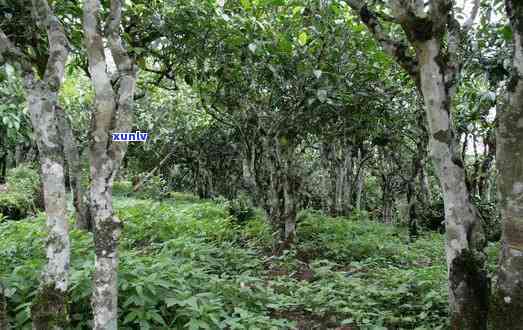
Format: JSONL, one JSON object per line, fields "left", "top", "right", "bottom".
{"left": 0, "top": 188, "right": 501, "bottom": 329}
{"left": 0, "top": 165, "right": 41, "bottom": 220}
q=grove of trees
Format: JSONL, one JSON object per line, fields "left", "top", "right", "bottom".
{"left": 0, "top": 0, "right": 522, "bottom": 329}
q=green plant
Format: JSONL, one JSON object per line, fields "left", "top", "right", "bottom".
{"left": 112, "top": 180, "right": 133, "bottom": 196}
{"left": 135, "top": 175, "right": 170, "bottom": 200}
{"left": 225, "top": 194, "right": 256, "bottom": 225}
{"left": 0, "top": 165, "right": 41, "bottom": 220}
{"left": 0, "top": 191, "right": 491, "bottom": 329}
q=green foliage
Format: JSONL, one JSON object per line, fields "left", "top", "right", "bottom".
{"left": 0, "top": 165, "right": 40, "bottom": 220}
{"left": 270, "top": 260, "right": 448, "bottom": 329}
{"left": 475, "top": 198, "right": 501, "bottom": 242}
{"left": 2, "top": 193, "right": 500, "bottom": 329}
{"left": 137, "top": 175, "right": 170, "bottom": 200}
{"left": 6, "top": 165, "right": 40, "bottom": 196}
{"left": 167, "top": 191, "right": 202, "bottom": 204}
{"left": 418, "top": 199, "right": 445, "bottom": 232}
{"left": 0, "top": 66, "right": 31, "bottom": 146}
{"left": 1, "top": 197, "right": 294, "bottom": 329}
{"left": 112, "top": 180, "right": 133, "bottom": 196}
{"left": 296, "top": 209, "right": 445, "bottom": 266}
{"left": 223, "top": 194, "right": 256, "bottom": 225}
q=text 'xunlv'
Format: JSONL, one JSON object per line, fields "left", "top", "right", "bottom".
{"left": 112, "top": 131, "right": 148, "bottom": 142}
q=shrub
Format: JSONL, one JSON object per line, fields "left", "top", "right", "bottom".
{"left": 112, "top": 180, "right": 133, "bottom": 196}
{"left": 475, "top": 198, "right": 501, "bottom": 242}
{"left": 0, "top": 165, "right": 41, "bottom": 220}
{"left": 418, "top": 199, "right": 445, "bottom": 232}
{"left": 135, "top": 175, "right": 170, "bottom": 200}
{"left": 1, "top": 199, "right": 295, "bottom": 329}
{"left": 167, "top": 191, "right": 201, "bottom": 204}
{"left": 225, "top": 194, "right": 256, "bottom": 225}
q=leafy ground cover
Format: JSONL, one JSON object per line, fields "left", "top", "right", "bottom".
{"left": 0, "top": 165, "right": 41, "bottom": 220}
{"left": 0, "top": 185, "right": 500, "bottom": 329}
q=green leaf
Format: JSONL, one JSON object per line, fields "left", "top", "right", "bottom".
{"left": 165, "top": 297, "right": 178, "bottom": 307}
{"left": 240, "top": 0, "right": 251, "bottom": 10}
{"left": 148, "top": 310, "right": 166, "bottom": 325}
{"left": 298, "top": 31, "right": 308, "bottom": 46}
{"left": 499, "top": 25, "right": 512, "bottom": 41}
{"left": 123, "top": 310, "right": 139, "bottom": 324}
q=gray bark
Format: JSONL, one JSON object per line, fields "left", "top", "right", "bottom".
{"left": 321, "top": 142, "right": 353, "bottom": 217}
{"left": 195, "top": 158, "right": 213, "bottom": 199}
{"left": 262, "top": 134, "right": 299, "bottom": 254}
{"left": 491, "top": 1, "right": 523, "bottom": 327}
{"left": 0, "top": 1, "right": 71, "bottom": 328}
{"left": 347, "top": 1, "right": 488, "bottom": 328}
{"left": 380, "top": 175, "right": 394, "bottom": 224}
{"left": 241, "top": 141, "right": 258, "bottom": 203}
{"left": 55, "top": 107, "right": 92, "bottom": 231}
{"left": 14, "top": 144, "right": 23, "bottom": 167}
{"left": 417, "top": 37, "right": 488, "bottom": 330}
{"left": 83, "top": 0, "right": 137, "bottom": 328}
{"left": 0, "top": 126, "right": 6, "bottom": 185}
{"left": 354, "top": 148, "right": 365, "bottom": 211}
{"left": 419, "top": 163, "right": 432, "bottom": 204}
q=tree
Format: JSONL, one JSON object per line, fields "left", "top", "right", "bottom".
{"left": 491, "top": 0, "right": 523, "bottom": 327}
{"left": 0, "top": 0, "right": 70, "bottom": 327}
{"left": 346, "top": 0, "right": 488, "bottom": 328}
{"left": 82, "top": 0, "right": 138, "bottom": 328}
{"left": 56, "top": 106, "right": 92, "bottom": 231}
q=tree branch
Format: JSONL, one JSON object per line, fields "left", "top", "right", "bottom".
{"left": 105, "top": 0, "right": 134, "bottom": 74}
{"left": 462, "top": 0, "right": 480, "bottom": 30}
{"left": 31, "top": 0, "right": 69, "bottom": 92}
{"left": 83, "top": 0, "right": 117, "bottom": 150}
{"left": 346, "top": 1, "right": 418, "bottom": 80}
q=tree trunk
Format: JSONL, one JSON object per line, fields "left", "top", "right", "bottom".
{"left": 319, "top": 143, "right": 332, "bottom": 213}
{"left": 322, "top": 142, "right": 353, "bottom": 217}
{"left": 83, "top": 0, "right": 137, "bottom": 328}
{"left": 333, "top": 161, "right": 344, "bottom": 216}
{"left": 419, "top": 163, "right": 432, "bottom": 204}
{"left": 342, "top": 147, "right": 353, "bottom": 215}
{"left": 263, "top": 135, "right": 299, "bottom": 254}
{"left": 407, "top": 147, "right": 423, "bottom": 241}
{"left": 0, "top": 126, "right": 6, "bottom": 184}
{"left": 381, "top": 176, "right": 394, "bottom": 224}
{"left": 490, "top": 2, "right": 523, "bottom": 327}
{"left": 195, "top": 159, "right": 213, "bottom": 199}
{"left": 14, "top": 143, "right": 23, "bottom": 167}
{"left": 408, "top": 117, "right": 428, "bottom": 240}
{"left": 478, "top": 130, "right": 495, "bottom": 203}
{"left": 241, "top": 141, "right": 258, "bottom": 203}
{"left": 406, "top": 178, "right": 418, "bottom": 240}
{"left": 25, "top": 60, "right": 70, "bottom": 330}
{"left": 0, "top": 284, "right": 8, "bottom": 330}
{"left": 55, "top": 106, "right": 92, "bottom": 231}
{"left": 417, "top": 39, "right": 488, "bottom": 330}
{"left": 0, "top": 2, "right": 73, "bottom": 327}
{"left": 346, "top": 3, "right": 488, "bottom": 326}
{"left": 354, "top": 148, "right": 365, "bottom": 211}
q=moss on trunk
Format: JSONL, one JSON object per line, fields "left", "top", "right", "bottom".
{"left": 489, "top": 288, "right": 523, "bottom": 329}
{"left": 449, "top": 249, "right": 489, "bottom": 330}
{"left": 31, "top": 284, "right": 69, "bottom": 330}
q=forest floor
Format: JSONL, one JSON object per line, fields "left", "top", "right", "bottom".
{"left": 1, "top": 183, "right": 500, "bottom": 330}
